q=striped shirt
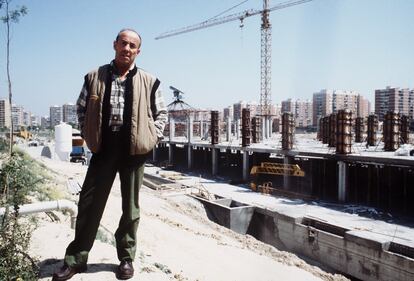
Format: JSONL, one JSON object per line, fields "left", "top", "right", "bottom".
{"left": 76, "top": 62, "right": 167, "bottom": 138}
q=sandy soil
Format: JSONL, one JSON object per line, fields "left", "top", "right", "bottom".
{"left": 25, "top": 147, "right": 348, "bottom": 281}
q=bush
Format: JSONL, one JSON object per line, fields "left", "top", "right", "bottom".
{"left": 0, "top": 150, "right": 46, "bottom": 280}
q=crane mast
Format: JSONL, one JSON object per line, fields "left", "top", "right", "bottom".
{"left": 261, "top": 0, "right": 272, "bottom": 137}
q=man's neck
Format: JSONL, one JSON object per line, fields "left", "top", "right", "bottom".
{"left": 114, "top": 62, "right": 134, "bottom": 78}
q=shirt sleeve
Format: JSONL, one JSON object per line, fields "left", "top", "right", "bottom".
{"left": 76, "top": 81, "right": 88, "bottom": 134}
{"left": 152, "top": 86, "right": 168, "bottom": 139}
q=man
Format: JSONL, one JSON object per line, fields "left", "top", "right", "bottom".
{"left": 53, "top": 28, "right": 167, "bottom": 281}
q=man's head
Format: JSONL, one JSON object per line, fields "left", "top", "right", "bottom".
{"left": 113, "top": 28, "right": 142, "bottom": 71}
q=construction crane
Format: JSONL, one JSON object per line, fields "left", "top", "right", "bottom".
{"left": 156, "top": 0, "right": 314, "bottom": 139}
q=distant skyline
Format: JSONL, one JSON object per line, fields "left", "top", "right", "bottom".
{"left": 0, "top": 0, "right": 413, "bottom": 116}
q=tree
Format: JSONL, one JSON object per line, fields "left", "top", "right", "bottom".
{"left": 1, "top": 0, "right": 27, "bottom": 156}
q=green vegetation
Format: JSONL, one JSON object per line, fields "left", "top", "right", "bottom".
{"left": 0, "top": 147, "right": 53, "bottom": 280}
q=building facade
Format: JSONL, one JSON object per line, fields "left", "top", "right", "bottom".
{"left": 62, "top": 103, "right": 77, "bottom": 125}
{"left": 0, "top": 98, "right": 11, "bottom": 128}
{"left": 312, "top": 89, "right": 333, "bottom": 126}
{"left": 375, "top": 86, "right": 414, "bottom": 121}
{"left": 12, "top": 104, "right": 24, "bottom": 130}
{"left": 49, "top": 105, "right": 63, "bottom": 128}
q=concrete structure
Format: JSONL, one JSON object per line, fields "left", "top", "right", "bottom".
{"left": 49, "top": 105, "right": 63, "bottom": 128}
{"left": 0, "top": 98, "right": 11, "bottom": 128}
{"left": 375, "top": 86, "right": 414, "bottom": 121}
{"left": 62, "top": 103, "right": 77, "bottom": 125}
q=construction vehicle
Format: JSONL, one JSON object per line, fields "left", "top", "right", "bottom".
{"left": 13, "top": 127, "right": 32, "bottom": 140}
{"left": 70, "top": 131, "right": 86, "bottom": 164}
{"left": 250, "top": 162, "right": 305, "bottom": 195}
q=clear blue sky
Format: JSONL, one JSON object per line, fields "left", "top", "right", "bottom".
{"left": 1, "top": 0, "right": 413, "bottom": 116}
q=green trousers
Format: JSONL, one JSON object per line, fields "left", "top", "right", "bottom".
{"left": 64, "top": 132, "right": 145, "bottom": 267}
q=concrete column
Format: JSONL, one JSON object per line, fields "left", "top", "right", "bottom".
{"left": 187, "top": 145, "right": 193, "bottom": 169}
{"left": 169, "top": 118, "right": 175, "bottom": 141}
{"left": 338, "top": 161, "right": 347, "bottom": 202}
{"left": 262, "top": 117, "right": 267, "bottom": 140}
{"left": 212, "top": 148, "right": 218, "bottom": 176}
{"left": 242, "top": 149, "right": 250, "bottom": 181}
{"left": 226, "top": 117, "right": 231, "bottom": 142}
{"left": 283, "top": 156, "right": 291, "bottom": 190}
{"left": 168, "top": 144, "right": 174, "bottom": 166}
{"left": 187, "top": 114, "right": 193, "bottom": 142}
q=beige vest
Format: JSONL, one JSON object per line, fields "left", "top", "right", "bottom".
{"left": 83, "top": 65, "right": 158, "bottom": 155}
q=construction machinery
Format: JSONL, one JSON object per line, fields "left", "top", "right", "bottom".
{"left": 250, "top": 162, "right": 305, "bottom": 194}
{"left": 156, "top": 0, "right": 314, "bottom": 138}
{"left": 13, "top": 127, "right": 32, "bottom": 140}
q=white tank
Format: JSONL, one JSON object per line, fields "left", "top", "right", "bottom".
{"left": 55, "top": 122, "right": 72, "bottom": 161}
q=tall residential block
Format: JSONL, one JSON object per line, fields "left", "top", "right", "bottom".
{"left": 281, "top": 98, "right": 294, "bottom": 113}
{"left": 62, "top": 103, "right": 77, "bottom": 125}
{"left": 295, "top": 99, "right": 313, "bottom": 128}
{"left": 375, "top": 86, "right": 414, "bottom": 121}
{"left": 50, "top": 105, "right": 62, "bottom": 128}
{"left": 0, "top": 98, "right": 11, "bottom": 128}
{"left": 233, "top": 101, "right": 247, "bottom": 121}
{"left": 12, "top": 104, "right": 24, "bottom": 130}
{"left": 313, "top": 89, "right": 333, "bottom": 126}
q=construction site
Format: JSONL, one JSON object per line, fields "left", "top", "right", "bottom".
{"left": 149, "top": 0, "right": 414, "bottom": 280}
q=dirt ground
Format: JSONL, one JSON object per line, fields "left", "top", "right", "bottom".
{"left": 26, "top": 148, "right": 348, "bottom": 281}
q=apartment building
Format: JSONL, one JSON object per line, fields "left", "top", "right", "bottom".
{"left": 0, "top": 98, "right": 11, "bottom": 128}
{"left": 312, "top": 89, "right": 333, "bottom": 126}
{"left": 12, "top": 104, "right": 24, "bottom": 130}
{"left": 49, "top": 105, "right": 63, "bottom": 127}
{"left": 375, "top": 86, "right": 413, "bottom": 121}
{"left": 62, "top": 103, "right": 77, "bottom": 125}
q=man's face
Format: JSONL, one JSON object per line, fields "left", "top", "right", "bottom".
{"left": 113, "top": 31, "right": 141, "bottom": 69}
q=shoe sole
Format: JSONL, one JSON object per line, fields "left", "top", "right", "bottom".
{"left": 52, "top": 266, "right": 87, "bottom": 281}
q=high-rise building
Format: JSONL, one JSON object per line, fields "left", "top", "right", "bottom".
{"left": 312, "top": 89, "right": 333, "bottom": 126}
{"left": 12, "top": 104, "right": 24, "bottom": 130}
{"left": 49, "top": 105, "right": 62, "bottom": 127}
{"left": 62, "top": 103, "right": 77, "bottom": 125}
{"left": 31, "top": 115, "right": 41, "bottom": 127}
{"left": 375, "top": 86, "right": 414, "bottom": 121}
{"left": 0, "top": 98, "right": 11, "bottom": 128}
{"left": 332, "top": 90, "right": 359, "bottom": 114}
{"left": 295, "top": 99, "right": 313, "bottom": 128}
{"left": 281, "top": 98, "right": 294, "bottom": 113}
{"left": 41, "top": 116, "right": 50, "bottom": 128}
{"left": 233, "top": 101, "right": 247, "bottom": 121}
{"left": 223, "top": 106, "right": 233, "bottom": 121}
{"left": 246, "top": 101, "right": 259, "bottom": 117}
{"left": 23, "top": 110, "right": 32, "bottom": 127}
{"left": 357, "top": 95, "right": 371, "bottom": 118}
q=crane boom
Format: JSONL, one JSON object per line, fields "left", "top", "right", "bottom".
{"left": 155, "top": 0, "right": 312, "bottom": 40}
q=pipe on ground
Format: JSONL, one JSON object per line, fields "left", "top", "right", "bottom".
{"left": 0, "top": 199, "right": 77, "bottom": 229}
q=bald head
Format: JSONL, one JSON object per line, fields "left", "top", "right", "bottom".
{"left": 116, "top": 28, "right": 142, "bottom": 49}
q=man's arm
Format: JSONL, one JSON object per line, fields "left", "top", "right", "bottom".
{"left": 76, "top": 79, "right": 89, "bottom": 135}
{"left": 151, "top": 86, "right": 168, "bottom": 140}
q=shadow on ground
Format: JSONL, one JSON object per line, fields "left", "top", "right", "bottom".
{"left": 38, "top": 259, "right": 118, "bottom": 278}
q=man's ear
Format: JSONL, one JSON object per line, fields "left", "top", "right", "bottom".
{"left": 113, "top": 40, "right": 117, "bottom": 50}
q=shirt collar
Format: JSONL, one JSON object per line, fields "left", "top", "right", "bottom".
{"left": 109, "top": 60, "right": 137, "bottom": 77}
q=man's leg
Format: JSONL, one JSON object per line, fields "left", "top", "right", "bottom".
{"left": 115, "top": 162, "right": 144, "bottom": 262}
{"left": 64, "top": 152, "right": 118, "bottom": 267}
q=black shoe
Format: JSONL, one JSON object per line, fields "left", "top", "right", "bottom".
{"left": 117, "top": 260, "right": 134, "bottom": 280}
{"left": 52, "top": 264, "right": 87, "bottom": 281}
